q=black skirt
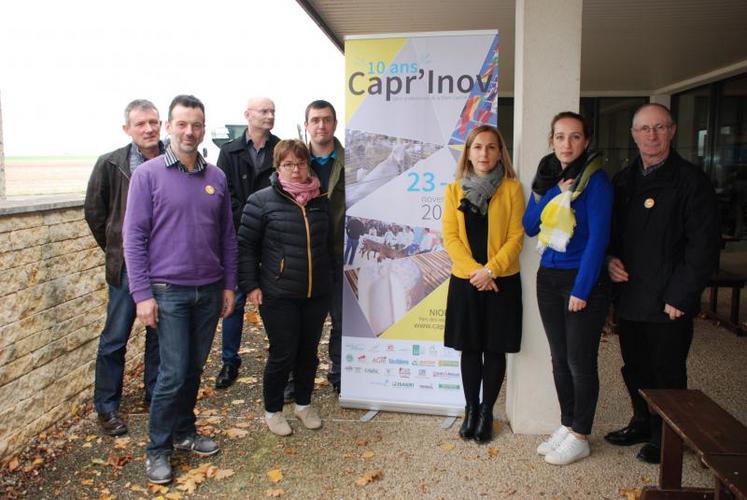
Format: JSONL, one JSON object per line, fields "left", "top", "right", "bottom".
{"left": 443, "top": 272, "right": 522, "bottom": 353}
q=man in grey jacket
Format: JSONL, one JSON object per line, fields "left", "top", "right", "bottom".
{"left": 84, "top": 99, "right": 163, "bottom": 436}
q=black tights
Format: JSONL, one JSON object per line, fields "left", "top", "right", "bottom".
{"left": 460, "top": 351, "right": 506, "bottom": 408}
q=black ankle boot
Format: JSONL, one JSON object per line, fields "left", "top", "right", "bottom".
{"left": 458, "top": 403, "right": 479, "bottom": 439}
{"left": 473, "top": 403, "right": 494, "bottom": 443}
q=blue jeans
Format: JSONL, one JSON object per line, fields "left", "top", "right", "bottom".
{"left": 94, "top": 269, "right": 160, "bottom": 414}
{"left": 344, "top": 237, "right": 359, "bottom": 265}
{"left": 147, "top": 282, "right": 222, "bottom": 455}
{"left": 220, "top": 286, "right": 246, "bottom": 367}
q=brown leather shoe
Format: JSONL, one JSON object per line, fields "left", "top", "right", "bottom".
{"left": 98, "top": 412, "right": 128, "bottom": 436}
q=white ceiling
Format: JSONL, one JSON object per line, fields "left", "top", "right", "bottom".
{"left": 297, "top": 0, "right": 747, "bottom": 93}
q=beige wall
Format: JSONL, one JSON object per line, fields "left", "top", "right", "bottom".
{"left": 0, "top": 204, "right": 144, "bottom": 461}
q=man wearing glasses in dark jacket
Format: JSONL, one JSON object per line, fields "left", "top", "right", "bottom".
{"left": 605, "top": 103, "right": 719, "bottom": 464}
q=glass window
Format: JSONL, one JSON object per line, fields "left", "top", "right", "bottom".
{"left": 673, "top": 86, "right": 711, "bottom": 170}
{"left": 714, "top": 75, "right": 747, "bottom": 239}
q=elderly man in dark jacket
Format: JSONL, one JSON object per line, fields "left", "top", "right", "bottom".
{"left": 605, "top": 103, "right": 720, "bottom": 464}
{"left": 84, "top": 99, "right": 163, "bottom": 436}
{"left": 214, "top": 97, "right": 281, "bottom": 389}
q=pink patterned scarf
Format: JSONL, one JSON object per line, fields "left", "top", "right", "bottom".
{"left": 279, "top": 175, "right": 321, "bottom": 206}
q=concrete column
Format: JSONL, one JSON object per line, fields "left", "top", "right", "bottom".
{"left": 506, "top": 0, "right": 583, "bottom": 434}
{"left": 0, "top": 93, "right": 5, "bottom": 199}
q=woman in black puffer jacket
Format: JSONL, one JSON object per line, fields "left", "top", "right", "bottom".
{"left": 237, "top": 139, "right": 331, "bottom": 437}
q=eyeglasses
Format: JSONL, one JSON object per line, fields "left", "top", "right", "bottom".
{"left": 249, "top": 108, "right": 275, "bottom": 116}
{"left": 632, "top": 123, "right": 672, "bottom": 134}
{"left": 278, "top": 161, "right": 308, "bottom": 171}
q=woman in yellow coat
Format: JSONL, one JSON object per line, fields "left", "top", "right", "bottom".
{"left": 442, "top": 124, "right": 525, "bottom": 443}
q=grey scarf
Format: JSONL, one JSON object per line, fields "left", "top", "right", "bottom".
{"left": 459, "top": 164, "right": 504, "bottom": 216}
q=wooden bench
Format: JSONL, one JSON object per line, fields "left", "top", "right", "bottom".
{"left": 639, "top": 389, "right": 747, "bottom": 500}
{"left": 706, "top": 270, "right": 746, "bottom": 336}
{"left": 701, "top": 454, "right": 747, "bottom": 500}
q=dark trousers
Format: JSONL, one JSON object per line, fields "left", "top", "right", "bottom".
{"left": 537, "top": 267, "right": 610, "bottom": 435}
{"left": 259, "top": 294, "right": 330, "bottom": 412}
{"left": 147, "top": 282, "right": 222, "bottom": 455}
{"left": 460, "top": 351, "right": 506, "bottom": 409}
{"left": 328, "top": 265, "right": 343, "bottom": 374}
{"left": 220, "top": 285, "right": 246, "bottom": 367}
{"left": 94, "top": 268, "right": 160, "bottom": 414}
{"left": 618, "top": 317, "right": 693, "bottom": 445}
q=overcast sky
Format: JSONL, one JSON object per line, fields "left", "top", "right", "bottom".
{"left": 0, "top": 0, "right": 344, "bottom": 157}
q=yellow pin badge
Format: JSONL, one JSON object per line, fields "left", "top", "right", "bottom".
{"left": 205, "top": 185, "right": 216, "bottom": 195}
{"left": 644, "top": 198, "right": 655, "bottom": 209}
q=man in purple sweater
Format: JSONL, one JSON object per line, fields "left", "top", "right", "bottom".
{"left": 124, "top": 95, "right": 237, "bottom": 485}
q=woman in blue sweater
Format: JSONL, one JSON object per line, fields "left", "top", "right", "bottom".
{"left": 523, "top": 112, "right": 613, "bottom": 465}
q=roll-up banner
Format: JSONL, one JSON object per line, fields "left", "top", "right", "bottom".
{"left": 340, "top": 30, "right": 499, "bottom": 415}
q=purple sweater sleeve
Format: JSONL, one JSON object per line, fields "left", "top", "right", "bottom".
{"left": 220, "top": 174, "right": 238, "bottom": 290}
{"left": 123, "top": 169, "right": 155, "bottom": 303}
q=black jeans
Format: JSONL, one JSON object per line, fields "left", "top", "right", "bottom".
{"left": 259, "top": 294, "right": 330, "bottom": 412}
{"left": 618, "top": 317, "right": 693, "bottom": 446}
{"left": 536, "top": 267, "right": 610, "bottom": 435}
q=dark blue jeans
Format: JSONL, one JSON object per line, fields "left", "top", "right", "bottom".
{"left": 328, "top": 265, "right": 343, "bottom": 375}
{"left": 147, "top": 282, "right": 222, "bottom": 455}
{"left": 536, "top": 267, "right": 610, "bottom": 435}
{"left": 344, "top": 237, "right": 359, "bottom": 265}
{"left": 94, "top": 269, "right": 160, "bottom": 414}
{"left": 220, "top": 286, "right": 246, "bottom": 367}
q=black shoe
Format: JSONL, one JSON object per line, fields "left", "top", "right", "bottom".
{"left": 636, "top": 443, "right": 661, "bottom": 464}
{"left": 327, "top": 369, "right": 341, "bottom": 394}
{"left": 473, "top": 403, "right": 494, "bottom": 444}
{"left": 98, "top": 412, "right": 128, "bottom": 436}
{"left": 604, "top": 422, "right": 651, "bottom": 446}
{"left": 215, "top": 364, "right": 239, "bottom": 389}
{"left": 458, "top": 403, "right": 479, "bottom": 440}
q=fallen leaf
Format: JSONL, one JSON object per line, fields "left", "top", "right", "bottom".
{"left": 641, "top": 476, "right": 652, "bottom": 484}
{"left": 106, "top": 452, "right": 132, "bottom": 468}
{"left": 215, "top": 468, "right": 235, "bottom": 480}
{"left": 231, "top": 399, "right": 245, "bottom": 405}
{"left": 82, "top": 442, "right": 93, "bottom": 448}
{"left": 488, "top": 447, "right": 499, "bottom": 458}
{"left": 314, "top": 377, "right": 330, "bottom": 387}
{"left": 285, "top": 448, "right": 297, "bottom": 456}
{"left": 356, "top": 439, "right": 369, "bottom": 447}
{"left": 32, "top": 456, "right": 44, "bottom": 466}
{"left": 165, "top": 492, "right": 183, "bottom": 499}
{"left": 113, "top": 437, "right": 131, "bottom": 449}
{"left": 361, "top": 451, "right": 375, "bottom": 459}
{"left": 81, "top": 479, "right": 94, "bottom": 486}
{"left": 354, "top": 469, "right": 383, "bottom": 486}
{"left": 225, "top": 428, "right": 249, "bottom": 439}
{"left": 619, "top": 488, "right": 642, "bottom": 500}
{"left": 267, "top": 468, "right": 283, "bottom": 483}
{"left": 129, "top": 484, "right": 148, "bottom": 493}
{"left": 244, "top": 311, "right": 262, "bottom": 325}
{"left": 91, "top": 458, "right": 107, "bottom": 466}
{"left": 237, "top": 376, "right": 258, "bottom": 384}
{"left": 492, "top": 421, "right": 503, "bottom": 433}
{"left": 439, "top": 442, "right": 456, "bottom": 451}
{"left": 148, "top": 484, "right": 170, "bottom": 494}
{"left": 234, "top": 421, "right": 252, "bottom": 429}
{"left": 176, "top": 478, "right": 198, "bottom": 494}
{"left": 265, "top": 488, "right": 285, "bottom": 497}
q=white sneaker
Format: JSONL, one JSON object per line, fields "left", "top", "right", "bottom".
{"left": 537, "top": 425, "right": 570, "bottom": 455}
{"left": 545, "top": 433, "right": 590, "bottom": 465}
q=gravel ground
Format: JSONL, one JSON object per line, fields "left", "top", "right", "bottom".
{"left": 1, "top": 310, "right": 745, "bottom": 499}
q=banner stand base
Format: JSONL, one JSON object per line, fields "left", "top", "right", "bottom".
{"left": 360, "top": 410, "right": 379, "bottom": 422}
{"left": 339, "top": 397, "right": 463, "bottom": 418}
{"left": 440, "top": 416, "right": 457, "bottom": 429}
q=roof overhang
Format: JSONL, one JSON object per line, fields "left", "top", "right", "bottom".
{"left": 296, "top": 0, "right": 747, "bottom": 94}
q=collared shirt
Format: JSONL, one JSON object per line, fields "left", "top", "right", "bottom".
{"left": 164, "top": 145, "right": 207, "bottom": 175}
{"left": 129, "top": 141, "right": 165, "bottom": 174}
{"left": 639, "top": 156, "right": 667, "bottom": 176}
{"left": 311, "top": 149, "right": 337, "bottom": 191}
{"left": 246, "top": 132, "right": 270, "bottom": 168}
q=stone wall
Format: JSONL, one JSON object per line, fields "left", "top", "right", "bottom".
{"left": 0, "top": 202, "right": 145, "bottom": 461}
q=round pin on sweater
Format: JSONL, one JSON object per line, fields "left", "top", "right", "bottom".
{"left": 205, "top": 185, "right": 215, "bottom": 195}
{"left": 644, "top": 197, "right": 655, "bottom": 208}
